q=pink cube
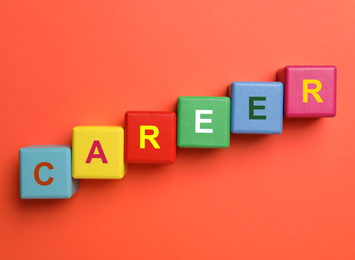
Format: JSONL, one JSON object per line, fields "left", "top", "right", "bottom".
{"left": 277, "top": 66, "right": 336, "bottom": 117}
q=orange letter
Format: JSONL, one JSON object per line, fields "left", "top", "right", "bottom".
{"left": 34, "top": 162, "right": 54, "bottom": 186}
{"left": 86, "top": 140, "right": 108, "bottom": 163}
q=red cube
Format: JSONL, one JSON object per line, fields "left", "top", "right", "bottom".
{"left": 125, "top": 111, "right": 176, "bottom": 163}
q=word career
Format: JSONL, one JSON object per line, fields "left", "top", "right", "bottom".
{"left": 19, "top": 65, "right": 336, "bottom": 199}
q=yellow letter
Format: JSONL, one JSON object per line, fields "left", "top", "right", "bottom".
{"left": 303, "top": 79, "right": 323, "bottom": 103}
{"left": 140, "top": 125, "right": 160, "bottom": 149}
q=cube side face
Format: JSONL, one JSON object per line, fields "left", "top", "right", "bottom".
{"left": 72, "top": 126, "right": 127, "bottom": 179}
{"left": 20, "top": 145, "right": 78, "bottom": 199}
{"left": 283, "top": 66, "right": 336, "bottom": 117}
{"left": 277, "top": 67, "right": 285, "bottom": 83}
{"left": 125, "top": 111, "right": 176, "bottom": 163}
{"left": 177, "top": 96, "right": 230, "bottom": 148}
{"left": 230, "top": 82, "right": 284, "bottom": 134}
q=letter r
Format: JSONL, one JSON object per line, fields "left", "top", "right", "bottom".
{"left": 303, "top": 79, "right": 323, "bottom": 103}
{"left": 140, "top": 125, "right": 161, "bottom": 149}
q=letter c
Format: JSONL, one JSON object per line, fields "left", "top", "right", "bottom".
{"left": 34, "top": 162, "right": 54, "bottom": 186}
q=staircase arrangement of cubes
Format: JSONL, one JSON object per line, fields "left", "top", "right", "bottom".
{"left": 19, "top": 65, "right": 337, "bottom": 199}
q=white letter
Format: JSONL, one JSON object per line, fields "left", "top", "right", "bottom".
{"left": 195, "top": 110, "right": 213, "bottom": 133}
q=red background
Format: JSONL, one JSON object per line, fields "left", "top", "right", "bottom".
{"left": 1, "top": 1, "right": 354, "bottom": 259}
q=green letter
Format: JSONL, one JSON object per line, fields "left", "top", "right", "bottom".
{"left": 249, "top": 97, "right": 266, "bottom": 120}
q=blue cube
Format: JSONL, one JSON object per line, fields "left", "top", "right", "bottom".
{"left": 20, "top": 145, "right": 79, "bottom": 199}
{"left": 229, "top": 82, "right": 284, "bottom": 134}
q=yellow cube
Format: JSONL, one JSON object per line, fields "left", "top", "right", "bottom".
{"left": 72, "top": 126, "right": 127, "bottom": 179}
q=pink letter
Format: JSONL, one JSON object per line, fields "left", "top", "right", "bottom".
{"left": 86, "top": 140, "right": 108, "bottom": 164}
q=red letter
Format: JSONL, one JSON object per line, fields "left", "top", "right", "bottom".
{"left": 34, "top": 162, "right": 54, "bottom": 186}
{"left": 86, "top": 140, "right": 108, "bottom": 163}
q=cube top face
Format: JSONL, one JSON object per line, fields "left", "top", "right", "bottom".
{"left": 279, "top": 65, "right": 336, "bottom": 117}
{"left": 23, "top": 145, "right": 71, "bottom": 150}
{"left": 125, "top": 111, "right": 176, "bottom": 164}
{"left": 229, "top": 82, "right": 284, "bottom": 134}
{"left": 177, "top": 96, "right": 230, "bottom": 148}
{"left": 20, "top": 145, "right": 79, "bottom": 199}
{"left": 72, "top": 126, "right": 127, "bottom": 179}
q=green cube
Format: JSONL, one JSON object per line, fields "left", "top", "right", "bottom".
{"left": 177, "top": 96, "right": 230, "bottom": 148}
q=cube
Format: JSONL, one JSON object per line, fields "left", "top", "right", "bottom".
{"left": 177, "top": 96, "right": 230, "bottom": 148}
{"left": 20, "top": 145, "right": 79, "bottom": 199}
{"left": 125, "top": 111, "right": 176, "bottom": 163}
{"left": 277, "top": 65, "right": 336, "bottom": 117}
{"left": 72, "top": 126, "right": 127, "bottom": 179}
{"left": 229, "top": 82, "right": 284, "bottom": 134}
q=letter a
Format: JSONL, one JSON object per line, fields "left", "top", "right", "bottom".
{"left": 86, "top": 140, "right": 108, "bottom": 163}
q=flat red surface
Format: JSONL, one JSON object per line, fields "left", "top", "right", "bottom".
{"left": 1, "top": 1, "right": 355, "bottom": 259}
